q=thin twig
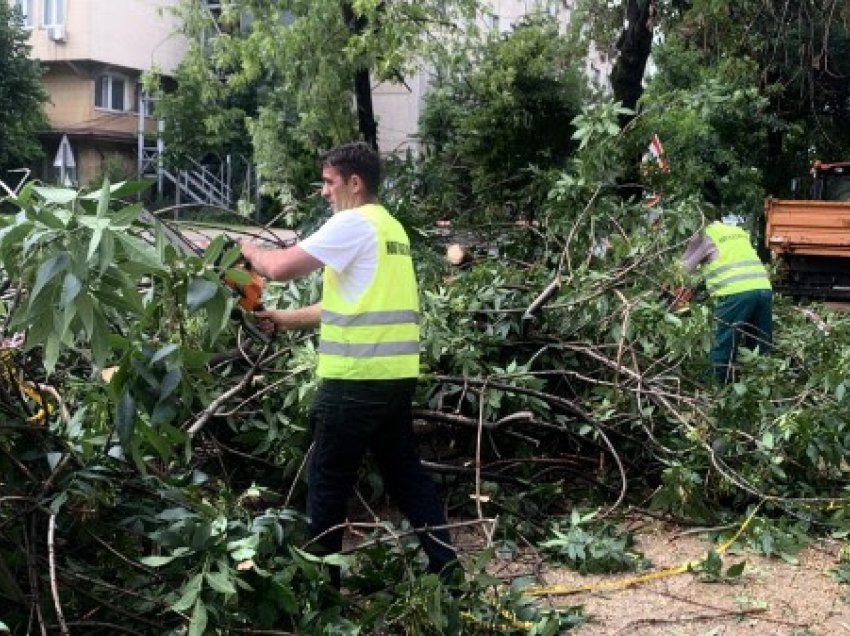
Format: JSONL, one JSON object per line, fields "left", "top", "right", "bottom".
{"left": 47, "top": 514, "right": 69, "bottom": 635}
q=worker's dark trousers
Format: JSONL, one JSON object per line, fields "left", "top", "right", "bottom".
{"left": 711, "top": 289, "right": 773, "bottom": 383}
{"left": 306, "top": 378, "right": 458, "bottom": 587}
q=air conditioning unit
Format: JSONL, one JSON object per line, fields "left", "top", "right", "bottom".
{"left": 48, "top": 25, "right": 66, "bottom": 42}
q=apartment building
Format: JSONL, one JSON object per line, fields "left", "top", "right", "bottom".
{"left": 9, "top": 0, "right": 186, "bottom": 186}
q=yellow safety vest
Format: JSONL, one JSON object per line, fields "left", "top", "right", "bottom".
{"left": 317, "top": 204, "right": 420, "bottom": 380}
{"left": 702, "top": 223, "right": 772, "bottom": 297}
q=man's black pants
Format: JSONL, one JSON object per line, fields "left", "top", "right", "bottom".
{"left": 306, "top": 378, "right": 457, "bottom": 583}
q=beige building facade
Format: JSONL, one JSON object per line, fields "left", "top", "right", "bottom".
{"left": 9, "top": 0, "right": 186, "bottom": 186}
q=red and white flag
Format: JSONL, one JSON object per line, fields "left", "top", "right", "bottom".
{"left": 648, "top": 133, "right": 669, "bottom": 173}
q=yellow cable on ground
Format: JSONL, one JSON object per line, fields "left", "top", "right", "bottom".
{"left": 524, "top": 503, "right": 762, "bottom": 597}
{"left": 460, "top": 608, "right": 535, "bottom": 633}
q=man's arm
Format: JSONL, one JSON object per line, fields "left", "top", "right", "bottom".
{"left": 681, "top": 232, "right": 717, "bottom": 273}
{"left": 240, "top": 243, "right": 323, "bottom": 282}
{"left": 255, "top": 303, "right": 321, "bottom": 332}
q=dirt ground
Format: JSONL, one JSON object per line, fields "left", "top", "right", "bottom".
{"left": 513, "top": 518, "right": 850, "bottom": 635}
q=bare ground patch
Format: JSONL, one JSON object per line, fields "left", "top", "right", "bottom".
{"left": 525, "top": 519, "right": 850, "bottom": 635}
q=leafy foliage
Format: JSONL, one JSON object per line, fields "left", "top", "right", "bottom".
{"left": 4, "top": 1, "right": 850, "bottom": 631}
{"left": 688, "top": 549, "right": 746, "bottom": 583}
{"left": 418, "top": 15, "right": 586, "bottom": 218}
{"left": 539, "top": 509, "right": 647, "bottom": 574}
{"left": 0, "top": 1, "right": 49, "bottom": 178}
{"left": 150, "top": 0, "right": 484, "bottom": 204}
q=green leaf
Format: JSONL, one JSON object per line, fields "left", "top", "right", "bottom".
{"left": 109, "top": 202, "right": 145, "bottom": 228}
{"left": 205, "top": 289, "right": 229, "bottom": 344}
{"left": 139, "top": 554, "right": 179, "bottom": 567}
{"left": 188, "top": 598, "right": 208, "bottom": 636}
{"left": 30, "top": 253, "right": 70, "bottom": 306}
{"left": 92, "top": 286, "right": 138, "bottom": 315}
{"left": 725, "top": 561, "right": 745, "bottom": 577}
{"left": 172, "top": 573, "right": 203, "bottom": 612}
{"left": 60, "top": 304, "right": 77, "bottom": 343}
{"left": 219, "top": 242, "right": 244, "bottom": 269}
{"left": 115, "top": 386, "right": 136, "bottom": 449}
{"left": 80, "top": 179, "right": 153, "bottom": 201}
{"left": 33, "top": 186, "right": 78, "bottom": 205}
{"left": 76, "top": 293, "right": 94, "bottom": 336}
{"left": 43, "top": 334, "right": 61, "bottom": 374}
{"left": 86, "top": 223, "right": 105, "bottom": 263}
{"left": 151, "top": 401, "right": 178, "bottom": 427}
{"left": 663, "top": 313, "right": 682, "bottom": 327}
{"left": 60, "top": 272, "right": 82, "bottom": 305}
{"left": 151, "top": 343, "right": 179, "bottom": 366}
{"left": 205, "top": 571, "right": 237, "bottom": 595}
{"left": 187, "top": 278, "right": 219, "bottom": 313}
{"left": 224, "top": 268, "right": 253, "bottom": 285}
{"left": 114, "top": 232, "right": 167, "bottom": 273}
{"left": 202, "top": 234, "right": 226, "bottom": 266}
{"left": 90, "top": 307, "right": 110, "bottom": 368}
{"left": 97, "top": 227, "right": 115, "bottom": 274}
{"left": 96, "top": 177, "right": 111, "bottom": 218}
{"left": 159, "top": 367, "right": 182, "bottom": 400}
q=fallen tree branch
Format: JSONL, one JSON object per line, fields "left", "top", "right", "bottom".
{"left": 185, "top": 346, "right": 269, "bottom": 437}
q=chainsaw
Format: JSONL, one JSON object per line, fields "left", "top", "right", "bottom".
{"left": 659, "top": 282, "right": 708, "bottom": 312}
{"left": 218, "top": 239, "right": 270, "bottom": 344}
{"left": 139, "top": 210, "right": 291, "bottom": 345}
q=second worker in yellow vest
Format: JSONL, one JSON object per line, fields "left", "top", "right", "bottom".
{"left": 681, "top": 220, "right": 773, "bottom": 383}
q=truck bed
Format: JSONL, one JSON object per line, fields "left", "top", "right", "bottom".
{"left": 765, "top": 198, "right": 850, "bottom": 258}
{"left": 765, "top": 198, "right": 850, "bottom": 299}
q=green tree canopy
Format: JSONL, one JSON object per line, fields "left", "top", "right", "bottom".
{"left": 0, "top": 2, "right": 48, "bottom": 181}
{"left": 576, "top": 0, "right": 850, "bottom": 198}
{"left": 417, "top": 15, "right": 587, "bottom": 218}
{"left": 150, "top": 0, "right": 482, "bottom": 204}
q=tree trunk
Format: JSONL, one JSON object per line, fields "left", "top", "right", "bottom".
{"left": 343, "top": 3, "right": 378, "bottom": 150}
{"left": 610, "top": 0, "right": 655, "bottom": 127}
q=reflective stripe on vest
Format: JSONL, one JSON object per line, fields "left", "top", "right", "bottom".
{"left": 702, "top": 223, "right": 771, "bottom": 297}
{"left": 317, "top": 204, "right": 420, "bottom": 379}
{"left": 322, "top": 309, "right": 420, "bottom": 327}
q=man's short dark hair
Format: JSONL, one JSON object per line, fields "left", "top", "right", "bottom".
{"left": 320, "top": 142, "right": 381, "bottom": 196}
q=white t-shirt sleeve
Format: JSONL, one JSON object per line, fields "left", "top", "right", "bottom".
{"left": 299, "top": 212, "right": 377, "bottom": 303}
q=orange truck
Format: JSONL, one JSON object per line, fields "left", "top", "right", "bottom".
{"left": 765, "top": 161, "right": 850, "bottom": 299}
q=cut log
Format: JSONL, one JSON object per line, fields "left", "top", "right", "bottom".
{"left": 446, "top": 243, "right": 472, "bottom": 266}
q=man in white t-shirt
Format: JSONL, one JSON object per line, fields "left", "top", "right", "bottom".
{"left": 240, "top": 142, "right": 459, "bottom": 590}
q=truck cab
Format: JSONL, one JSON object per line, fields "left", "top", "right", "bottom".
{"left": 812, "top": 162, "right": 850, "bottom": 201}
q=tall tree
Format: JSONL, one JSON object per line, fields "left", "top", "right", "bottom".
{"left": 609, "top": 0, "right": 655, "bottom": 125}
{"left": 152, "top": 0, "right": 482, "bottom": 199}
{"left": 669, "top": 0, "right": 850, "bottom": 193}
{"left": 0, "top": 1, "right": 48, "bottom": 181}
{"left": 343, "top": 2, "right": 377, "bottom": 150}
{"left": 576, "top": 0, "right": 850, "bottom": 200}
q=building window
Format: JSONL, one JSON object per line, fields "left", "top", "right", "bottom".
{"left": 11, "top": 0, "right": 33, "bottom": 27}
{"left": 134, "top": 83, "right": 154, "bottom": 117}
{"left": 95, "top": 74, "right": 127, "bottom": 112}
{"left": 42, "top": 0, "right": 64, "bottom": 27}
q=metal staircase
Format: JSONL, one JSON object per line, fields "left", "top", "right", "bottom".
{"left": 139, "top": 141, "right": 232, "bottom": 208}
{"left": 137, "top": 116, "right": 257, "bottom": 210}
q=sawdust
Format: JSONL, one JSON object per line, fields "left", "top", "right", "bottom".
{"left": 525, "top": 519, "right": 850, "bottom": 635}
